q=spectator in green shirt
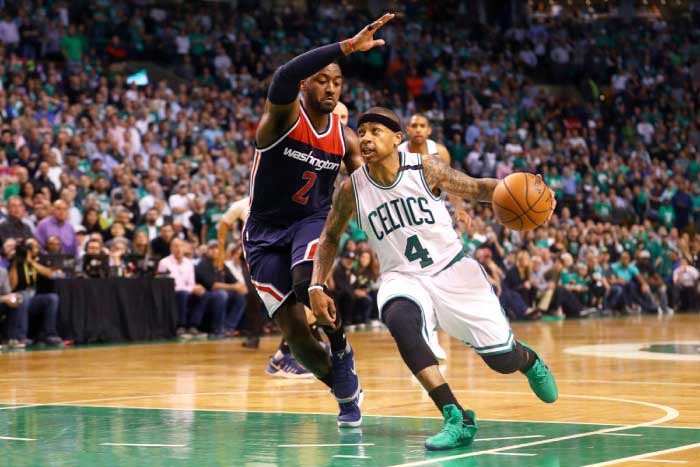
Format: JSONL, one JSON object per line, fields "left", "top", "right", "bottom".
{"left": 593, "top": 194, "right": 612, "bottom": 221}
{"left": 202, "top": 193, "right": 228, "bottom": 243}
{"left": 561, "top": 263, "right": 590, "bottom": 305}
{"left": 446, "top": 133, "right": 467, "bottom": 163}
{"left": 609, "top": 252, "right": 656, "bottom": 314}
{"left": 61, "top": 24, "right": 83, "bottom": 66}
{"left": 544, "top": 167, "right": 564, "bottom": 199}
{"left": 189, "top": 25, "right": 208, "bottom": 57}
{"left": 658, "top": 198, "right": 675, "bottom": 228}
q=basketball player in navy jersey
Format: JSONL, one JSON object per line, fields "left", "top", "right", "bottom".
{"left": 244, "top": 13, "right": 395, "bottom": 426}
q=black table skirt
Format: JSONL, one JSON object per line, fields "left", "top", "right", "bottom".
{"left": 44, "top": 278, "right": 177, "bottom": 344}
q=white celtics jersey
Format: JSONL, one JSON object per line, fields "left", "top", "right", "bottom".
{"left": 398, "top": 138, "right": 439, "bottom": 157}
{"left": 350, "top": 151, "right": 463, "bottom": 276}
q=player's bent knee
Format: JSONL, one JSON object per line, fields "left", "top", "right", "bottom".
{"left": 382, "top": 298, "right": 438, "bottom": 374}
{"left": 274, "top": 303, "right": 309, "bottom": 340}
{"left": 481, "top": 344, "right": 527, "bottom": 374}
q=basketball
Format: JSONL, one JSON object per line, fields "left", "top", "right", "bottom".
{"left": 492, "top": 173, "right": 553, "bottom": 231}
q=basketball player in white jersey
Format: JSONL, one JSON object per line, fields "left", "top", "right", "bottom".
{"left": 398, "top": 114, "right": 451, "bottom": 165}
{"left": 399, "top": 114, "right": 458, "bottom": 360}
{"left": 309, "top": 107, "right": 558, "bottom": 451}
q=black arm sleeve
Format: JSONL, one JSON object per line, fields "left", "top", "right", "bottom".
{"left": 268, "top": 42, "right": 344, "bottom": 105}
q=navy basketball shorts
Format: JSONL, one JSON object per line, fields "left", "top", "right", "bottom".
{"left": 242, "top": 216, "right": 324, "bottom": 316}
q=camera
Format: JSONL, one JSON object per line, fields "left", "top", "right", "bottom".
{"left": 14, "top": 241, "right": 30, "bottom": 261}
{"left": 14, "top": 239, "right": 36, "bottom": 262}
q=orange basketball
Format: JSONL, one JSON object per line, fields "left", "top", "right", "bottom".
{"left": 492, "top": 173, "right": 553, "bottom": 231}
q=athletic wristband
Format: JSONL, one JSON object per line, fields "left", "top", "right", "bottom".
{"left": 346, "top": 38, "right": 355, "bottom": 53}
{"left": 308, "top": 284, "right": 325, "bottom": 292}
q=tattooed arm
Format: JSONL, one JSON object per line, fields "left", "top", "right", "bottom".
{"left": 309, "top": 179, "right": 356, "bottom": 326}
{"left": 421, "top": 154, "right": 499, "bottom": 202}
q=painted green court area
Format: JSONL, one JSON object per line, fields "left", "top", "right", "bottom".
{"left": 1, "top": 406, "right": 699, "bottom": 466}
{"left": 643, "top": 343, "right": 700, "bottom": 355}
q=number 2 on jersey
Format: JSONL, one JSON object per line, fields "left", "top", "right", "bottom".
{"left": 404, "top": 235, "right": 434, "bottom": 268}
{"left": 292, "top": 171, "right": 317, "bottom": 205}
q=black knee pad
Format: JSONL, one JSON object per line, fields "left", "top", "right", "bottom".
{"left": 481, "top": 341, "right": 529, "bottom": 374}
{"left": 291, "top": 262, "right": 313, "bottom": 308}
{"left": 383, "top": 298, "right": 438, "bottom": 374}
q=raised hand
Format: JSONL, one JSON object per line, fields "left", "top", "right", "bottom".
{"left": 343, "top": 13, "right": 395, "bottom": 54}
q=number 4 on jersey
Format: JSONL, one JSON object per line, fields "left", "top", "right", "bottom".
{"left": 404, "top": 235, "right": 434, "bottom": 268}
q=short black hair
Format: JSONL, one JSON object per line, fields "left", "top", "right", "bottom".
{"left": 408, "top": 113, "right": 430, "bottom": 125}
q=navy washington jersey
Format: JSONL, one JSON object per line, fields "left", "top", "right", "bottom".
{"left": 248, "top": 107, "right": 345, "bottom": 226}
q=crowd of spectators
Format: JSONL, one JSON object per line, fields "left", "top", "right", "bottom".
{"left": 0, "top": 1, "right": 698, "bottom": 349}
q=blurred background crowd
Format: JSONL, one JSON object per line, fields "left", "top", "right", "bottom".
{"left": 0, "top": 0, "right": 699, "bottom": 349}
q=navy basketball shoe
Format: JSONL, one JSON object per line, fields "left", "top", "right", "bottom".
{"left": 337, "top": 389, "right": 364, "bottom": 428}
{"left": 331, "top": 345, "right": 362, "bottom": 427}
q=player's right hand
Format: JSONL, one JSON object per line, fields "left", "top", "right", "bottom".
{"left": 347, "top": 13, "right": 395, "bottom": 53}
{"left": 309, "top": 289, "right": 337, "bottom": 328}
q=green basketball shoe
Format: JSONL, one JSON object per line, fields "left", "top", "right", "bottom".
{"left": 521, "top": 343, "right": 558, "bottom": 403}
{"left": 424, "top": 405, "right": 478, "bottom": 451}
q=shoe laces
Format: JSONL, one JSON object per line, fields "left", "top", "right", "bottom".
{"left": 279, "top": 355, "right": 307, "bottom": 374}
{"left": 530, "top": 360, "right": 550, "bottom": 383}
{"left": 339, "top": 399, "right": 359, "bottom": 414}
{"left": 437, "top": 419, "right": 464, "bottom": 441}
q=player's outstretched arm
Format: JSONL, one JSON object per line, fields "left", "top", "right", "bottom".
{"left": 256, "top": 13, "right": 395, "bottom": 149}
{"left": 421, "top": 154, "right": 499, "bottom": 202}
{"left": 309, "top": 179, "right": 357, "bottom": 326}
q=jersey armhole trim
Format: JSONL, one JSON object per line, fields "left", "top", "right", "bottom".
{"left": 256, "top": 116, "right": 301, "bottom": 153}
{"left": 417, "top": 154, "right": 443, "bottom": 201}
{"left": 339, "top": 118, "right": 347, "bottom": 157}
{"left": 350, "top": 175, "right": 362, "bottom": 231}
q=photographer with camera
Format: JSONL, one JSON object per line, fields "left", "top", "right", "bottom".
{"left": 8, "top": 238, "right": 64, "bottom": 347}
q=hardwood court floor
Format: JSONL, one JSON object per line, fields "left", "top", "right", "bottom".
{"left": 0, "top": 314, "right": 699, "bottom": 466}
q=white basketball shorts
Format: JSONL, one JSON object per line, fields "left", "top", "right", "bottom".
{"left": 377, "top": 255, "right": 514, "bottom": 356}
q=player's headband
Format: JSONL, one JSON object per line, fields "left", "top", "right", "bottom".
{"left": 358, "top": 113, "right": 402, "bottom": 133}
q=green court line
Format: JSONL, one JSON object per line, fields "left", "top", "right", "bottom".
{"left": 1, "top": 405, "right": 699, "bottom": 467}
